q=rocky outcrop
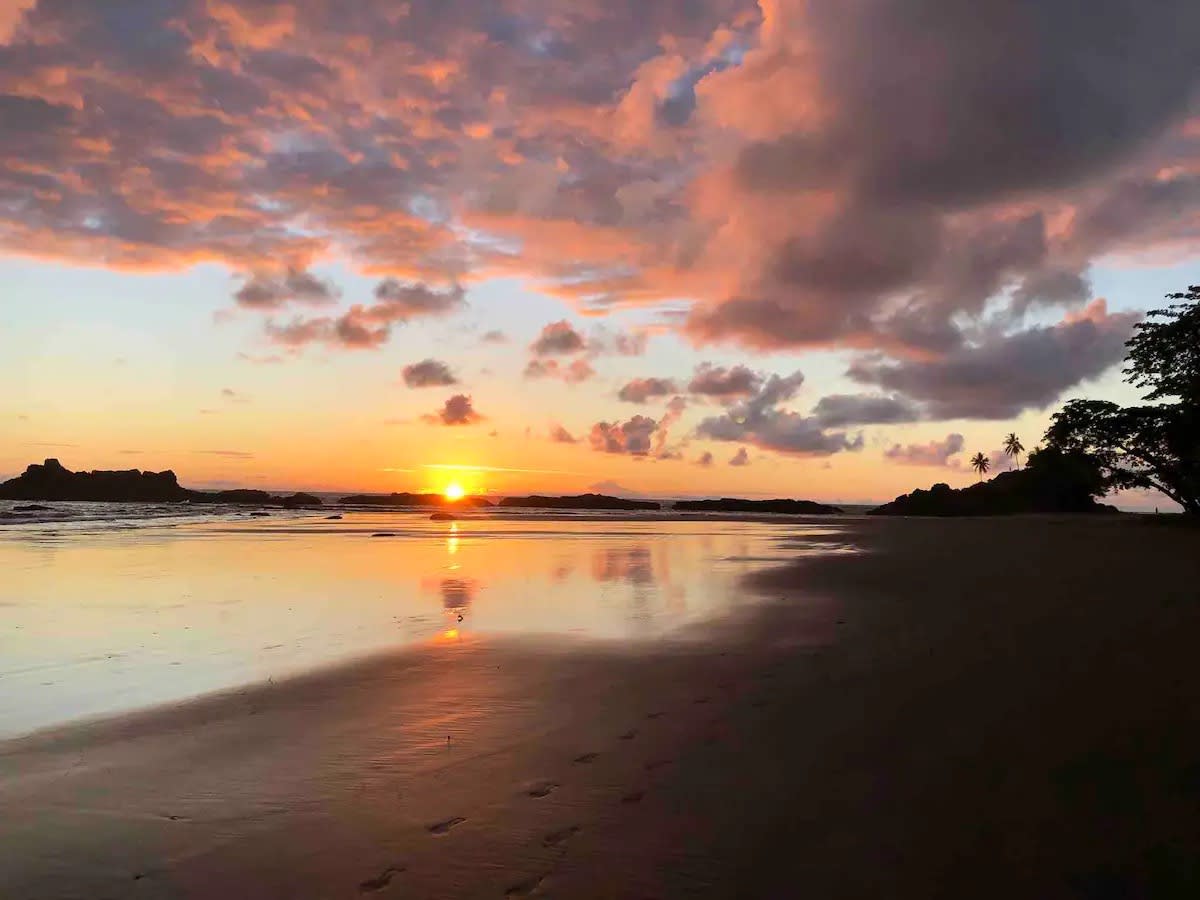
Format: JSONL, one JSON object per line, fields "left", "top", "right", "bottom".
{"left": 498, "top": 493, "right": 660, "bottom": 511}
{"left": 283, "top": 492, "right": 322, "bottom": 508}
{"left": 0, "top": 460, "right": 324, "bottom": 507}
{"left": 673, "top": 497, "right": 842, "bottom": 515}
{"left": 0, "top": 459, "right": 191, "bottom": 502}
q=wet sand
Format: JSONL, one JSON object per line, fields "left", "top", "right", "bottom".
{"left": 2, "top": 516, "right": 1198, "bottom": 898}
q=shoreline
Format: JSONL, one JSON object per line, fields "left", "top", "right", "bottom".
{"left": 3, "top": 515, "right": 1197, "bottom": 898}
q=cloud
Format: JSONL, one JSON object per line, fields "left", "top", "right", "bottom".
{"left": 194, "top": 449, "right": 255, "bottom": 459}
{"left": 588, "top": 326, "right": 648, "bottom": 357}
{"left": 234, "top": 268, "right": 339, "bottom": 310}
{"left": 0, "top": 0, "right": 1196, "bottom": 385}
{"left": 220, "top": 387, "right": 249, "bottom": 403}
{"left": 811, "top": 394, "right": 921, "bottom": 427}
{"left": 263, "top": 280, "right": 465, "bottom": 351}
{"left": 687, "top": 363, "right": 762, "bottom": 400}
{"left": 728, "top": 447, "right": 750, "bottom": 466}
{"left": 523, "top": 357, "right": 595, "bottom": 383}
{"left": 480, "top": 330, "right": 509, "bottom": 344}
{"left": 847, "top": 300, "right": 1141, "bottom": 419}
{"left": 617, "top": 377, "right": 677, "bottom": 403}
{"left": 589, "top": 415, "right": 658, "bottom": 456}
{"left": 883, "top": 433, "right": 965, "bottom": 467}
{"left": 695, "top": 370, "right": 862, "bottom": 456}
{"left": 530, "top": 320, "right": 587, "bottom": 356}
{"left": 372, "top": 279, "right": 466, "bottom": 321}
{"left": 695, "top": 451, "right": 714, "bottom": 467}
{"left": 548, "top": 423, "right": 578, "bottom": 443}
{"left": 422, "top": 394, "right": 484, "bottom": 426}
{"left": 402, "top": 358, "right": 458, "bottom": 388}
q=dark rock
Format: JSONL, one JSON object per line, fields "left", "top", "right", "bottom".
{"left": 673, "top": 497, "right": 842, "bottom": 515}
{"left": 0, "top": 459, "right": 190, "bottom": 502}
{"left": 13, "top": 504, "right": 52, "bottom": 512}
{"left": 430, "top": 511, "right": 457, "bottom": 521}
{"left": 498, "top": 493, "right": 660, "bottom": 511}
{"left": 248, "top": 511, "right": 271, "bottom": 517}
{"left": 282, "top": 492, "right": 322, "bottom": 508}
{"left": 325, "top": 514, "right": 343, "bottom": 520}
{"left": 870, "top": 448, "right": 1118, "bottom": 516}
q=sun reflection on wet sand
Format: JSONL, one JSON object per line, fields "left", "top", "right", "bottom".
{"left": 0, "top": 514, "right": 842, "bottom": 737}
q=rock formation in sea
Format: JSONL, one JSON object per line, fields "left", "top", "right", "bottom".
{"left": 0, "top": 459, "right": 324, "bottom": 507}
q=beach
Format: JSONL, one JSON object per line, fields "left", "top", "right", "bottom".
{"left": 2, "top": 514, "right": 1198, "bottom": 898}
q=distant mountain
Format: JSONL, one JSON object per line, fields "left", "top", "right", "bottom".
{"left": 870, "top": 449, "right": 1117, "bottom": 516}
{"left": 0, "top": 459, "right": 322, "bottom": 507}
{"left": 339, "top": 492, "right": 493, "bottom": 508}
{"left": 498, "top": 493, "right": 660, "bottom": 510}
{"left": 673, "top": 497, "right": 842, "bottom": 515}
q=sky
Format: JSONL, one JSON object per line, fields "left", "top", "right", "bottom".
{"left": 1, "top": 0, "right": 1198, "bottom": 506}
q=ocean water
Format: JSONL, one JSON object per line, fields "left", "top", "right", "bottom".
{"left": 0, "top": 506, "right": 849, "bottom": 738}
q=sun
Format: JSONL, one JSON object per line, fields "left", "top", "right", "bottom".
{"left": 444, "top": 482, "right": 465, "bottom": 501}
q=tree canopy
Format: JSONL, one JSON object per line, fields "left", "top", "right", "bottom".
{"left": 1046, "top": 287, "right": 1200, "bottom": 515}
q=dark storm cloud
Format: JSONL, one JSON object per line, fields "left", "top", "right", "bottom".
{"left": 739, "top": 0, "right": 1200, "bottom": 205}
{"left": 847, "top": 300, "right": 1141, "bottom": 419}
{"left": 402, "top": 359, "right": 458, "bottom": 388}
{"left": 695, "top": 369, "right": 861, "bottom": 457}
{"left": 811, "top": 394, "right": 921, "bottom": 428}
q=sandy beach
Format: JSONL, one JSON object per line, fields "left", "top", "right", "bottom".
{"left": 2, "top": 515, "right": 1198, "bottom": 899}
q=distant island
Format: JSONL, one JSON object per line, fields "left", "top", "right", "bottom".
{"left": 870, "top": 448, "right": 1117, "bottom": 516}
{"left": 0, "top": 459, "right": 322, "bottom": 507}
{"left": 498, "top": 494, "right": 660, "bottom": 511}
{"left": 674, "top": 497, "right": 843, "bottom": 515}
{"left": 339, "top": 492, "right": 494, "bottom": 508}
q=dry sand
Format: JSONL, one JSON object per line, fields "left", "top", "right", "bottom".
{"left": 1, "top": 516, "right": 1198, "bottom": 899}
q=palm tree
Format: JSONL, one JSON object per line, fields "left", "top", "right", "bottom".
{"left": 1002, "top": 433, "right": 1025, "bottom": 469}
{"left": 970, "top": 452, "right": 990, "bottom": 481}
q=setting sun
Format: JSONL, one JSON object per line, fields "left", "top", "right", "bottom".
{"left": 444, "top": 483, "right": 465, "bottom": 501}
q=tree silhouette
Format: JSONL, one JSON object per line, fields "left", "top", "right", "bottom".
{"left": 1003, "top": 433, "right": 1025, "bottom": 469}
{"left": 970, "top": 452, "right": 990, "bottom": 480}
{"left": 1047, "top": 285, "right": 1199, "bottom": 515}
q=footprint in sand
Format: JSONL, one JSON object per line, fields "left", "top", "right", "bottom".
{"left": 359, "top": 866, "right": 404, "bottom": 893}
{"left": 505, "top": 874, "right": 547, "bottom": 897}
{"left": 618, "top": 729, "right": 637, "bottom": 741}
{"left": 620, "top": 790, "right": 644, "bottom": 805}
{"left": 542, "top": 825, "right": 581, "bottom": 847}
{"left": 573, "top": 752, "right": 599, "bottom": 764}
{"left": 526, "top": 781, "right": 558, "bottom": 799}
{"left": 428, "top": 817, "right": 466, "bottom": 835}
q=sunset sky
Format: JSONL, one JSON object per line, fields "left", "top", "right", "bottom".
{"left": 2, "top": 0, "right": 1198, "bottom": 504}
